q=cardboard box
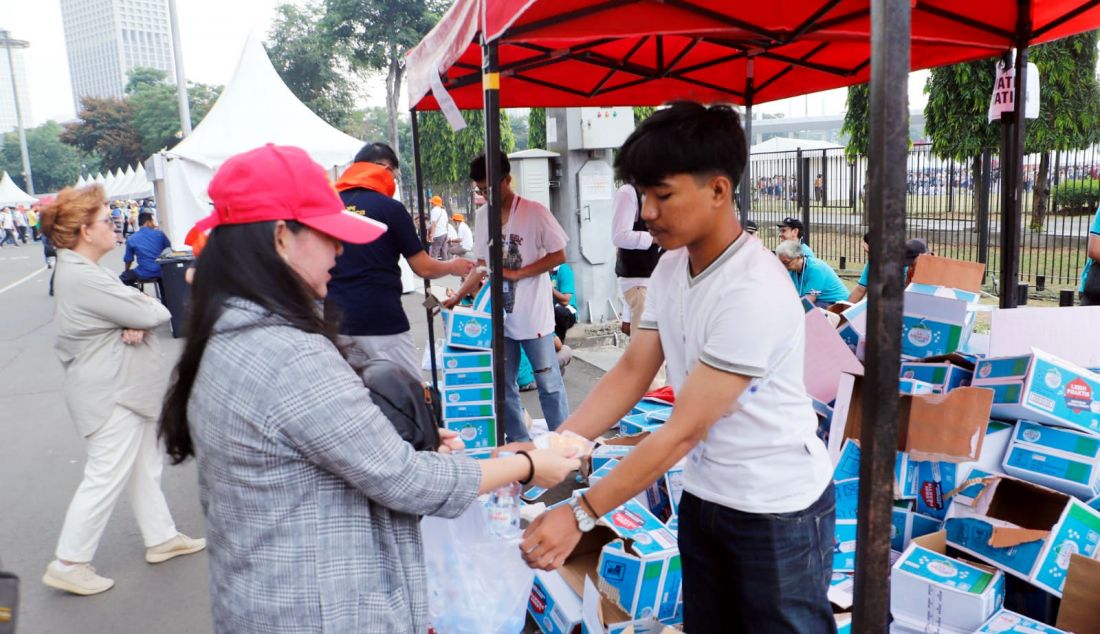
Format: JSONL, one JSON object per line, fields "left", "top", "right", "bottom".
{"left": 803, "top": 307, "right": 864, "bottom": 404}
{"left": 944, "top": 475, "right": 1100, "bottom": 596}
{"left": 619, "top": 413, "right": 663, "bottom": 437}
{"left": 1002, "top": 420, "right": 1100, "bottom": 499}
{"left": 891, "top": 531, "right": 1005, "bottom": 633}
{"left": 909, "top": 254, "right": 986, "bottom": 293}
{"left": 592, "top": 445, "right": 635, "bottom": 472}
{"left": 900, "top": 356, "right": 974, "bottom": 394}
{"left": 530, "top": 569, "right": 584, "bottom": 634}
{"left": 838, "top": 300, "right": 868, "bottom": 360}
{"left": 835, "top": 478, "right": 859, "bottom": 521}
{"left": 835, "top": 612, "right": 852, "bottom": 634}
{"left": 1056, "top": 554, "right": 1100, "bottom": 632}
{"left": 976, "top": 609, "right": 1068, "bottom": 633}
{"left": 588, "top": 460, "right": 620, "bottom": 485}
{"left": 989, "top": 306, "right": 1100, "bottom": 371}
{"left": 899, "top": 378, "right": 936, "bottom": 395}
{"left": 891, "top": 507, "right": 943, "bottom": 552}
{"left": 441, "top": 347, "right": 493, "bottom": 370}
{"left": 444, "top": 417, "right": 496, "bottom": 449}
{"left": 580, "top": 577, "right": 667, "bottom": 634}
{"left": 596, "top": 499, "right": 681, "bottom": 622}
{"left": 973, "top": 351, "right": 1100, "bottom": 436}
{"left": 833, "top": 438, "right": 934, "bottom": 500}
{"left": 901, "top": 283, "right": 982, "bottom": 360}
{"left": 829, "top": 379, "right": 993, "bottom": 465}
{"left": 833, "top": 520, "right": 858, "bottom": 572}
{"left": 447, "top": 306, "right": 493, "bottom": 350}
{"left": 443, "top": 401, "right": 494, "bottom": 420}
{"left": 829, "top": 573, "right": 854, "bottom": 610}
{"left": 442, "top": 369, "right": 494, "bottom": 388}
{"left": 912, "top": 460, "right": 964, "bottom": 520}
{"left": 629, "top": 400, "right": 672, "bottom": 419}
{"left": 975, "top": 421, "right": 1015, "bottom": 475}
{"left": 442, "top": 385, "right": 495, "bottom": 405}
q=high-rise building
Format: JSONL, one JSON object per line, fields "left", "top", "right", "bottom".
{"left": 59, "top": 0, "right": 175, "bottom": 111}
{"left": 0, "top": 36, "right": 33, "bottom": 134}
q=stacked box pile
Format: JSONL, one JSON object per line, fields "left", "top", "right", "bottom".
{"left": 441, "top": 284, "right": 498, "bottom": 449}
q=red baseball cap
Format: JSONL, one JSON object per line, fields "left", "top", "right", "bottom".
{"left": 197, "top": 144, "right": 387, "bottom": 244}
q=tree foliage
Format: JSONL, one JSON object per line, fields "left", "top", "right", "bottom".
{"left": 61, "top": 97, "right": 145, "bottom": 172}
{"left": 1, "top": 121, "right": 85, "bottom": 193}
{"left": 130, "top": 82, "right": 221, "bottom": 157}
{"left": 841, "top": 83, "right": 870, "bottom": 160}
{"left": 508, "top": 110, "right": 529, "bottom": 151}
{"left": 323, "top": 0, "right": 448, "bottom": 157}
{"left": 125, "top": 67, "right": 168, "bottom": 93}
{"left": 528, "top": 108, "right": 546, "bottom": 150}
{"left": 266, "top": 2, "right": 357, "bottom": 131}
{"left": 418, "top": 110, "right": 515, "bottom": 188}
{"left": 924, "top": 60, "right": 1000, "bottom": 161}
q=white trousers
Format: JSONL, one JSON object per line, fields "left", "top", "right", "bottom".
{"left": 350, "top": 331, "right": 423, "bottom": 380}
{"left": 55, "top": 405, "right": 177, "bottom": 562}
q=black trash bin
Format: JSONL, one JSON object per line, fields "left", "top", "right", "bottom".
{"left": 157, "top": 254, "right": 194, "bottom": 338}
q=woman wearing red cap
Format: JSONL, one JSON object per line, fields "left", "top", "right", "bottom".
{"left": 158, "top": 144, "right": 580, "bottom": 633}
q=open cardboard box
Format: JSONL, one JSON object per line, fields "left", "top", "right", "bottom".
{"left": 829, "top": 374, "right": 993, "bottom": 464}
{"left": 804, "top": 308, "right": 864, "bottom": 404}
{"left": 910, "top": 254, "right": 986, "bottom": 293}
{"left": 1057, "top": 554, "right": 1100, "bottom": 632}
{"left": 989, "top": 306, "right": 1100, "bottom": 371}
{"left": 530, "top": 526, "right": 632, "bottom": 634}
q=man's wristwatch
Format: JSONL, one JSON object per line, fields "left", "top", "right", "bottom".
{"left": 568, "top": 496, "right": 596, "bottom": 533}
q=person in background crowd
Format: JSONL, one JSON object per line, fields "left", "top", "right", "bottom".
{"left": 109, "top": 205, "right": 124, "bottom": 245}
{"left": 1079, "top": 205, "right": 1100, "bottom": 305}
{"left": 13, "top": 205, "right": 29, "bottom": 243}
{"left": 549, "top": 263, "right": 577, "bottom": 343}
{"left": 776, "top": 239, "right": 849, "bottom": 308}
{"left": 156, "top": 143, "right": 580, "bottom": 633}
{"left": 902, "top": 238, "right": 930, "bottom": 285}
{"left": 326, "top": 142, "right": 474, "bottom": 379}
{"left": 428, "top": 195, "right": 449, "bottom": 260}
{"left": 28, "top": 205, "right": 39, "bottom": 241}
{"left": 120, "top": 213, "right": 172, "bottom": 289}
{"left": 518, "top": 102, "right": 835, "bottom": 634}
{"left": 848, "top": 232, "right": 873, "bottom": 303}
{"left": 777, "top": 216, "right": 815, "bottom": 257}
{"left": 43, "top": 230, "right": 57, "bottom": 295}
{"left": 612, "top": 184, "right": 661, "bottom": 336}
{"left": 0, "top": 207, "right": 18, "bottom": 247}
{"left": 38, "top": 184, "right": 204, "bottom": 597}
{"left": 444, "top": 151, "right": 570, "bottom": 443}
{"left": 849, "top": 234, "right": 927, "bottom": 303}
{"left": 447, "top": 212, "right": 474, "bottom": 258}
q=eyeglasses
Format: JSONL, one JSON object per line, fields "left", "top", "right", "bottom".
{"left": 472, "top": 184, "right": 487, "bottom": 196}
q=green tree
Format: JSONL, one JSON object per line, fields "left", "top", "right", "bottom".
{"left": 323, "top": 0, "right": 448, "bottom": 160}
{"left": 0, "top": 121, "right": 85, "bottom": 192}
{"left": 508, "top": 109, "right": 529, "bottom": 150}
{"left": 61, "top": 97, "right": 145, "bottom": 172}
{"left": 1024, "top": 32, "right": 1100, "bottom": 228}
{"left": 417, "top": 109, "right": 514, "bottom": 188}
{"left": 125, "top": 66, "right": 168, "bottom": 93}
{"left": 266, "top": 2, "right": 357, "bottom": 130}
{"left": 841, "top": 83, "right": 871, "bottom": 160}
{"left": 633, "top": 106, "right": 656, "bottom": 123}
{"left": 528, "top": 108, "right": 546, "bottom": 149}
{"left": 130, "top": 82, "right": 222, "bottom": 157}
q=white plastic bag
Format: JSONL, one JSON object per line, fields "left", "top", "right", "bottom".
{"left": 422, "top": 500, "right": 534, "bottom": 634}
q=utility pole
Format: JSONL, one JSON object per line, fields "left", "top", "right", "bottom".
{"left": 166, "top": 0, "right": 192, "bottom": 136}
{"left": 0, "top": 30, "right": 34, "bottom": 194}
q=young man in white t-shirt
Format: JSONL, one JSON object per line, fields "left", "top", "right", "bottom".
{"left": 428, "top": 195, "right": 449, "bottom": 259}
{"left": 444, "top": 152, "right": 570, "bottom": 442}
{"left": 519, "top": 103, "right": 836, "bottom": 633}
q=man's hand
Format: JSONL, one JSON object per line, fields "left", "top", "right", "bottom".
{"left": 437, "top": 428, "right": 465, "bottom": 454}
{"left": 448, "top": 258, "right": 475, "bottom": 277}
{"left": 441, "top": 295, "right": 460, "bottom": 310}
{"left": 491, "top": 441, "right": 536, "bottom": 457}
{"left": 520, "top": 504, "right": 583, "bottom": 571}
{"left": 502, "top": 268, "right": 523, "bottom": 282}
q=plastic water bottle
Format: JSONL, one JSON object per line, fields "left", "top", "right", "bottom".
{"left": 486, "top": 452, "right": 522, "bottom": 540}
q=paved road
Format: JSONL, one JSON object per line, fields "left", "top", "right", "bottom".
{"left": 0, "top": 244, "right": 604, "bottom": 633}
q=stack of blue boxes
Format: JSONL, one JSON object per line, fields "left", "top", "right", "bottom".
{"left": 441, "top": 284, "right": 498, "bottom": 449}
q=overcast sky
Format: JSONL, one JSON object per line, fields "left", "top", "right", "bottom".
{"left": 3, "top": 0, "right": 929, "bottom": 126}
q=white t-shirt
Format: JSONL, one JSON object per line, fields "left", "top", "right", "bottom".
{"left": 429, "top": 205, "right": 448, "bottom": 238}
{"left": 612, "top": 184, "right": 653, "bottom": 299}
{"left": 639, "top": 231, "right": 832, "bottom": 514}
{"left": 446, "top": 222, "right": 474, "bottom": 251}
{"left": 474, "top": 196, "right": 569, "bottom": 340}
{"left": 0, "top": 211, "right": 12, "bottom": 230}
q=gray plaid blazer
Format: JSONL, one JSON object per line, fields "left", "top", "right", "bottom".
{"left": 188, "top": 299, "right": 481, "bottom": 633}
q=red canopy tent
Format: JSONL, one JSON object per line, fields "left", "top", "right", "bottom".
{"left": 404, "top": 2, "right": 1100, "bottom": 628}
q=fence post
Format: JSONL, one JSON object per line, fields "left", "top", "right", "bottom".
{"left": 977, "top": 149, "right": 993, "bottom": 276}
{"left": 798, "top": 150, "right": 811, "bottom": 245}
{"left": 948, "top": 160, "right": 956, "bottom": 214}
{"left": 1060, "top": 290, "right": 1075, "bottom": 306}
{"left": 849, "top": 160, "right": 858, "bottom": 210}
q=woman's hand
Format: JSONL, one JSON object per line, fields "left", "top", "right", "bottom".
{"left": 437, "top": 428, "right": 465, "bottom": 454}
{"left": 528, "top": 447, "right": 581, "bottom": 488}
{"left": 121, "top": 329, "right": 146, "bottom": 345}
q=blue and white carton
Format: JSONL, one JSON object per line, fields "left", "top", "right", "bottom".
{"left": 901, "top": 357, "right": 974, "bottom": 393}
{"left": 944, "top": 475, "right": 1100, "bottom": 596}
{"left": 972, "top": 350, "right": 1100, "bottom": 436}
{"left": 596, "top": 498, "right": 681, "bottom": 622}
{"left": 618, "top": 413, "right": 663, "bottom": 436}
{"left": 1002, "top": 420, "right": 1100, "bottom": 499}
{"left": 834, "top": 439, "right": 919, "bottom": 499}
{"left": 442, "top": 368, "right": 494, "bottom": 388}
{"left": 891, "top": 507, "right": 943, "bottom": 552}
{"left": 529, "top": 570, "right": 583, "bottom": 634}
{"left": 447, "top": 306, "right": 493, "bottom": 350}
{"left": 901, "top": 283, "right": 981, "bottom": 360}
{"left": 976, "top": 608, "right": 1069, "bottom": 633}
{"left": 891, "top": 537, "right": 1005, "bottom": 633}
{"left": 444, "top": 417, "right": 496, "bottom": 450}
{"left": 833, "top": 520, "right": 858, "bottom": 573}
{"left": 441, "top": 347, "right": 492, "bottom": 371}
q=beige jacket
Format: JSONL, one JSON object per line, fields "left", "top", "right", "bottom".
{"left": 54, "top": 249, "right": 172, "bottom": 437}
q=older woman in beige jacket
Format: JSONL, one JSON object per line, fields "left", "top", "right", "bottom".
{"left": 39, "top": 185, "right": 204, "bottom": 596}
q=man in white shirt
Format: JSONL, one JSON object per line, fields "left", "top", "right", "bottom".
{"left": 519, "top": 103, "right": 835, "bottom": 633}
{"left": 446, "top": 212, "right": 474, "bottom": 257}
{"left": 444, "top": 151, "right": 570, "bottom": 442}
{"left": 0, "top": 207, "right": 18, "bottom": 248}
{"left": 428, "top": 195, "right": 449, "bottom": 260}
{"left": 612, "top": 184, "right": 662, "bottom": 334}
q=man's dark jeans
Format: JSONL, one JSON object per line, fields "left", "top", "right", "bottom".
{"left": 679, "top": 482, "right": 836, "bottom": 634}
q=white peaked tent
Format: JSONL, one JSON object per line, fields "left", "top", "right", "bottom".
{"left": 156, "top": 32, "right": 364, "bottom": 246}
{"left": 0, "top": 172, "right": 37, "bottom": 206}
{"left": 107, "top": 166, "right": 136, "bottom": 200}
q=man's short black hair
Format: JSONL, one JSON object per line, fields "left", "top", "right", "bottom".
{"left": 138, "top": 212, "right": 154, "bottom": 227}
{"left": 468, "top": 150, "right": 511, "bottom": 182}
{"left": 615, "top": 101, "right": 746, "bottom": 188}
{"left": 354, "top": 142, "right": 400, "bottom": 169}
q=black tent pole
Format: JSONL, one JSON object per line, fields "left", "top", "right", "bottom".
{"left": 410, "top": 109, "right": 439, "bottom": 393}
{"left": 482, "top": 38, "right": 507, "bottom": 447}
{"left": 853, "top": 0, "right": 908, "bottom": 630}
{"left": 740, "top": 57, "right": 754, "bottom": 226}
{"left": 999, "top": 0, "right": 1031, "bottom": 309}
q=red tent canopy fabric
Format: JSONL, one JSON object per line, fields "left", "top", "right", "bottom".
{"left": 408, "top": 0, "right": 1100, "bottom": 111}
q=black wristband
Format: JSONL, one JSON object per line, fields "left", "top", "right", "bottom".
{"left": 580, "top": 492, "right": 598, "bottom": 519}
{"left": 516, "top": 450, "right": 535, "bottom": 486}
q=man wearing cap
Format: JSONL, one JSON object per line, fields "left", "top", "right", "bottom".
{"left": 447, "top": 212, "right": 473, "bottom": 257}
{"left": 777, "top": 217, "right": 815, "bottom": 257}
{"left": 776, "top": 240, "right": 849, "bottom": 308}
{"left": 849, "top": 235, "right": 927, "bottom": 303}
{"left": 428, "top": 195, "right": 449, "bottom": 260}
{"left": 326, "top": 142, "right": 474, "bottom": 379}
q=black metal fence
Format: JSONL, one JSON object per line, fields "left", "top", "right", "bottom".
{"left": 747, "top": 142, "right": 1099, "bottom": 292}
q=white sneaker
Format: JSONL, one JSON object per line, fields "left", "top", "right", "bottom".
{"left": 145, "top": 533, "right": 206, "bottom": 564}
{"left": 42, "top": 561, "right": 114, "bottom": 596}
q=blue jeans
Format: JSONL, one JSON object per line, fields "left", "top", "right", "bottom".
{"left": 679, "top": 483, "right": 836, "bottom": 634}
{"left": 503, "top": 333, "right": 568, "bottom": 442}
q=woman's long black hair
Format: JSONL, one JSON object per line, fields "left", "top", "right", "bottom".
{"left": 158, "top": 221, "right": 341, "bottom": 464}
